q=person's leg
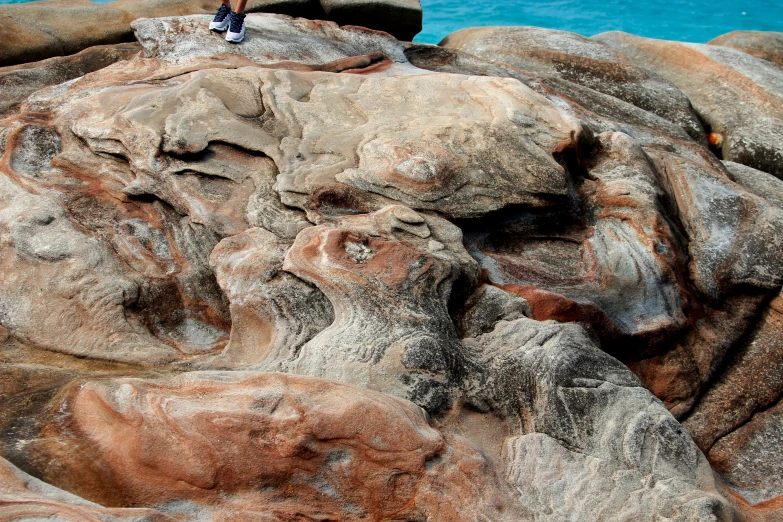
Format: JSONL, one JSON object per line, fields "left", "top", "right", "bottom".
{"left": 210, "top": 0, "right": 232, "bottom": 31}
{"left": 225, "top": 0, "right": 247, "bottom": 42}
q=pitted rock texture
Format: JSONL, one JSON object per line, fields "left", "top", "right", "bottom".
{"left": 0, "top": 0, "right": 421, "bottom": 66}
{"left": 2, "top": 12, "right": 783, "bottom": 522}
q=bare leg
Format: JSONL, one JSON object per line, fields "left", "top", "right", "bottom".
{"left": 220, "top": 0, "right": 231, "bottom": 7}
{"left": 235, "top": 0, "right": 247, "bottom": 14}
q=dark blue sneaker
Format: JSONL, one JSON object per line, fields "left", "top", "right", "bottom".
{"left": 209, "top": 4, "right": 231, "bottom": 32}
{"left": 225, "top": 12, "right": 246, "bottom": 43}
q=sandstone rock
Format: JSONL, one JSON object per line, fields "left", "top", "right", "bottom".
{"left": 628, "top": 294, "right": 768, "bottom": 418}
{"left": 0, "top": 172, "right": 181, "bottom": 365}
{"left": 57, "top": 20, "right": 586, "bottom": 220}
{"left": 594, "top": 31, "right": 783, "bottom": 179}
{"left": 723, "top": 160, "right": 783, "bottom": 209}
{"left": 458, "top": 130, "right": 689, "bottom": 343}
{"left": 131, "top": 14, "right": 410, "bottom": 65}
{"left": 439, "top": 26, "right": 707, "bottom": 143}
{"left": 207, "top": 227, "right": 333, "bottom": 369}
{"left": 404, "top": 43, "right": 703, "bottom": 147}
{"left": 0, "top": 0, "right": 421, "bottom": 67}
{"left": 2, "top": 12, "right": 783, "bottom": 520}
{"left": 647, "top": 149, "right": 783, "bottom": 298}
{"left": 709, "top": 31, "right": 783, "bottom": 68}
{"left": 681, "top": 294, "right": 783, "bottom": 505}
{"left": 0, "top": 456, "right": 168, "bottom": 521}
{"left": 0, "top": 43, "right": 141, "bottom": 116}
{"left": 708, "top": 398, "right": 783, "bottom": 508}
{"left": 27, "top": 372, "right": 518, "bottom": 520}
{"left": 283, "top": 206, "right": 479, "bottom": 411}
{"left": 464, "top": 317, "right": 733, "bottom": 521}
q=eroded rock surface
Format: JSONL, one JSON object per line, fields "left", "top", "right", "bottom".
{"left": 594, "top": 31, "right": 783, "bottom": 179}
{"left": 2, "top": 12, "right": 783, "bottom": 522}
{"left": 0, "top": 0, "right": 421, "bottom": 66}
{"left": 440, "top": 26, "right": 707, "bottom": 143}
{"left": 709, "top": 30, "right": 783, "bottom": 67}
{"left": 0, "top": 42, "right": 141, "bottom": 116}
{"left": 28, "top": 372, "right": 517, "bottom": 521}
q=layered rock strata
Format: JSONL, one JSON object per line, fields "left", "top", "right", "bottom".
{"left": 1, "top": 12, "right": 783, "bottom": 522}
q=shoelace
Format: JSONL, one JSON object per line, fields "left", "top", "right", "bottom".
{"left": 213, "top": 4, "right": 230, "bottom": 22}
{"left": 229, "top": 12, "right": 245, "bottom": 33}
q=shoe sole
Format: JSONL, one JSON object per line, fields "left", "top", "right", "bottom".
{"left": 209, "top": 22, "right": 229, "bottom": 32}
{"left": 226, "top": 32, "right": 244, "bottom": 43}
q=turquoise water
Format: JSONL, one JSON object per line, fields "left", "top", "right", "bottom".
{"left": 2, "top": 0, "right": 782, "bottom": 45}
{"left": 416, "top": 0, "right": 783, "bottom": 44}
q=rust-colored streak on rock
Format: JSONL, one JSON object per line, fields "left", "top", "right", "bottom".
{"left": 31, "top": 373, "right": 512, "bottom": 520}
{"left": 498, "top": 283, "right": 619, "bottom": 339}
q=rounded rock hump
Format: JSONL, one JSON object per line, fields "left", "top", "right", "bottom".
{"left": 709, "top": 30, "right": 783, "bottom": 68}
{"left": 440, "top": 25, "right": 708, "bottom": 143}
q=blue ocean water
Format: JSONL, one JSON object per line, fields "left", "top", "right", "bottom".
{"left": 415, "top": 0, "right": 783, "bottom": 44}
{"left": 1, "top": 0, "right": 781, "bottom": 45}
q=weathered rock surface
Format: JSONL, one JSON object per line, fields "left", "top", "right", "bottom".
{"left": 2, "top": 11, "right": 783, "bottom": 522}
{"left": 0, "top": 42, "right": 141, "bottom": 116}
{"left": 682, "top": 294, "right": 783, "bottom": 506}
{"left": 594, "top": 31, "right": 783, "bottom": 179}
{"left": 25, "top": 372, "right": 517, "bottom": 520}
{"left": 0, "top": 456, "right": 169, "bottom": 521}
{"left": 466, "top": 317, "right": 732, "bottom": 521}
{"left": 440, "top": 26, "right": 707, "bottom": 143}
{"left": 709, "top": 31, "right": 783, "bottom": 68}
{"left": 0, "top": 0, "right": 421, "bottom": 66}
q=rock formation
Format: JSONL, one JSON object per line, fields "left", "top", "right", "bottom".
{"left": 709, "top": 31, "right": 783, "bottom": 68}
{"left": 1, "top": 10, "right": 783, "bottom": 522}
{"left": 593, "top": 31, "right": 783, "bottom": 179}
{"left": 0, "top": 0, "right": 422, "bottom": 66}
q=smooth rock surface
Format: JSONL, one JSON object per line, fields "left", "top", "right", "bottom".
{"left": 709, "top": 31, "right": 783, "bottom": 67}
{"left": 440, "top": 26, "right": 707, "bottom": 143}
{"left": 0, "top": 42, "right": 141, "bottom": 116}
{"left": 595, "top": 31, "right": 783, "bottom": 179}
{"left": 0, "top": 456, "right": 169, "bottom": 521}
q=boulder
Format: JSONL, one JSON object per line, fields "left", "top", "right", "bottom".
{"left": 439, "top": 26, "right": 707, "bottom": 143}
{"left": 709, "top": 30, "right": 783, "bottom": 68}
{"left": 320, "top": 0, "right": 422, "bottom": 41}
{"left": 0, "top": 0, "right": 421, "bottom": 67}
{"left": 594, "top": 31, "right": 783, "bottom": 179}
{"left": 0, "top": 42, "right": 141, "bottom": 116}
